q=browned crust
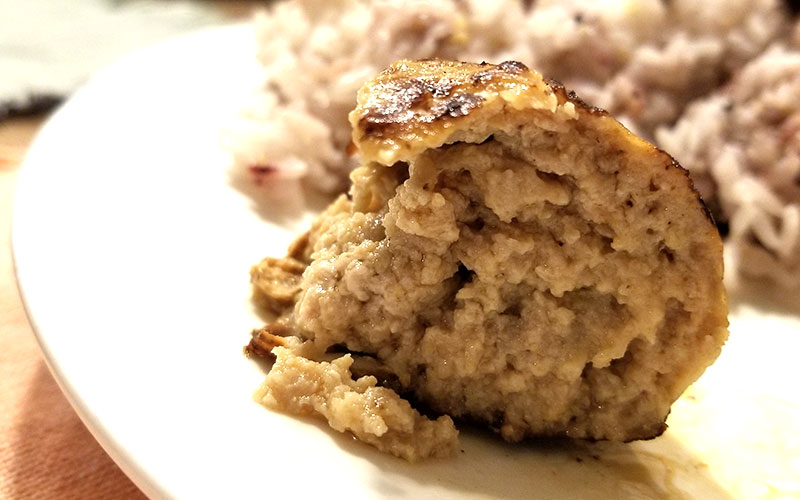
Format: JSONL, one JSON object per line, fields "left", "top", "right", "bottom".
{"left": 355, "top": 59, "right": 717, "bottom": 230}
{"left": 357, "top": 60, "right": 544, "bottom": 139}
{"left": 244, "top": 322, "right": 291, "bottom": 358}
{"left": 286, "top": 231, "right": 311, "bottom": 262}
{"left": 359, "top": 79, "right": 485, "bottom": 138}
{"left": 249, "top": 256, "right": 306, "bottom": 313}
{"left": 544, "top": 78, "right": 608, "bottom": 116}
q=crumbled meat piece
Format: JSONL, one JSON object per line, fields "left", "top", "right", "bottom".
{"left": 257, "top": 346, "right": 459, "bottom": 461}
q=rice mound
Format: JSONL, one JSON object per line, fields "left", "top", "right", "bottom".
{"left": 657, "top": 44, "right": 800, "bottom": 288}
{"left": 225, "top": 0, "right": 800, "bottom": 287}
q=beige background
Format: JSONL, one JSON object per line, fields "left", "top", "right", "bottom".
{"left": 0, "top": 3, "right": 261, "bottom": 498}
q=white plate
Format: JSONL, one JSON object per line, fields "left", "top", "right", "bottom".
{"left": 13, "top": 25, "right": 800, "bottom": 500}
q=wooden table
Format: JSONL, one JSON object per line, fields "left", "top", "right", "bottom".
{"left": 0, "top": 4, "right": 263, "bottom": 498}
{"left": 0, "top": 117, "right": 147, "bottom": 499}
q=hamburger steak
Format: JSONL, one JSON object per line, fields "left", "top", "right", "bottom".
{"left": 246, "top": 59, "right": 729, "bottom": 461}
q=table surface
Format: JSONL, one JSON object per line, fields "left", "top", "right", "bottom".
{"left": 0, "top": 4, "right": 261, "bottom": 499}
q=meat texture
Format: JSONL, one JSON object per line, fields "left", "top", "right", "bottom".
{"left": 249, "top": 59, "right": 729, "bottom": 459}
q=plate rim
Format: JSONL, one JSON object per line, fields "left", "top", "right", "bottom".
{"left": 11, "top": 23, "right": 255, "bottom": 500}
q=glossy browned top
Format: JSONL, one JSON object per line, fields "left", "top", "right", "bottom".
{"left": 349, "top": 58, "right": 716, "bottom": 226}
{"left": 355, "top": 59, "right": 538, "bottom": 138}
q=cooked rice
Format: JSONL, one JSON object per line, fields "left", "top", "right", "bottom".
{"left": 225, "top": 0, "right": 533, "bottom": 192}
{"left": 225, "top": 0, "right": 799, "bottom": 288}
{"left": 529, "top": 0, "right": 789, "bottom": 134}
{"left": 657, "top": 44, "right": 800, "bottom": 289}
